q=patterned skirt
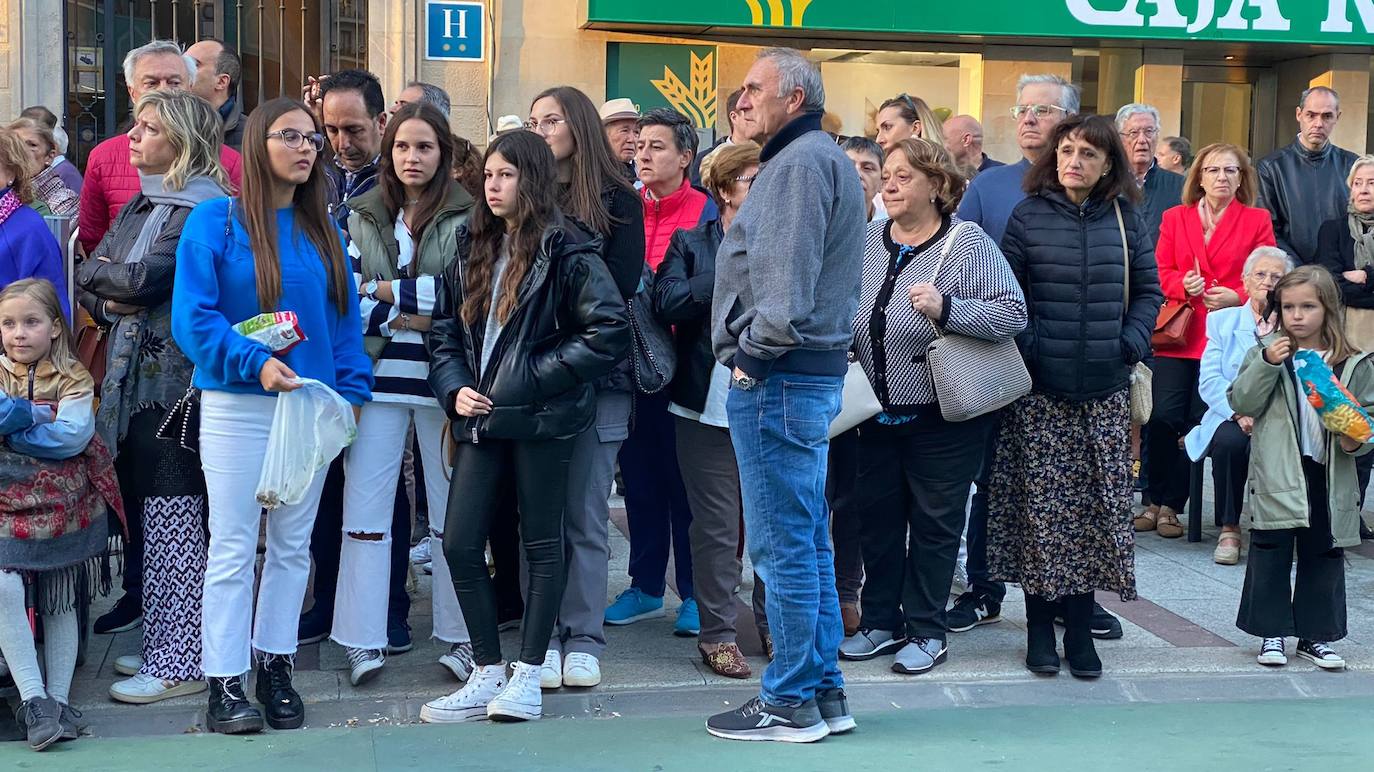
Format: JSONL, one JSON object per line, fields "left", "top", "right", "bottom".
{"left": 987, "top": 389, "right": 1137, "bottom": 601}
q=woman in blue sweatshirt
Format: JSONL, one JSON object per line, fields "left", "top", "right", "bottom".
{"left": 171, "top": 98, "right": 373, "bottom": 736}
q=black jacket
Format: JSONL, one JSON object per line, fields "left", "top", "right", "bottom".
{"left": 652, "top": 218, "right": 723, "bottom": 413}
{"left": 1257, "top": 139, "right": 1359, "bottom": 265}
{"left": 1139, "top": 163, "right": 1184, "bottom": 247}
{"left": 1001, "top": 191, "right": 1163, "bottom": 401}
{"left": 1317, "top": 216, "right": 1374, "bottom": 310}
{"left": 427, "top": 215, "right": 630, "bottom": 442}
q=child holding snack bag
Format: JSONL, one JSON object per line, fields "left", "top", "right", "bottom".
{"left": 1228, "top": 265, "right": 1374, "bottom": 671}
{"left": 0, "top": 278, "right": 123, "bottom": 751}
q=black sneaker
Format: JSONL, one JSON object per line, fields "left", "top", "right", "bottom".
{"left": 16, "top": 695, "right": 63, "bottom": 751}
{"left": 1054, "top": 602, "right": 1124, "bottom": 640}
{"left": 386, "top": 618, "right": 414, "bottom": 655}
{"left": 297, "top": 606, "right": 332, "bottom": 646}
{"left": 945, "top": 592, "right": 1001, "bottom": 633}
{"left": 816, "top": 688, "right": 855, "bottom": 734}
{"left": 93, "top": 593, "right": 142, "bottom": 634}
{"left": 255, "top": 654, "right": 305, "bottom": 730}
{"left": 706, "top": 697, "right": 830, "bottom": 743}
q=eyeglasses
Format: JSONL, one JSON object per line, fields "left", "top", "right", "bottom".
{"left": 734, "top": 174, "right": 756, "bottom": 187}
{"left": 897, "top": 93, "right": 919, "bottom": 119}
{"left": 1202, "top": 165, "right": 1242, "bottom": 177}
{"left": 1249, "top": 270, "right": 1285, "bottom": 283}
{"left": 1011, "top": 104, "right": 1069, "bottom": 120}
{"left": 1119, "top": 128, "right": 1159, "bottom": 140}
{"left": 267, "top": 129, "right": 324, "bottom": 152}
{"left": 524, "top": 117, "right": 566, "bottom": 135}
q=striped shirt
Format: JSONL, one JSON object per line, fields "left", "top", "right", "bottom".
{"left": 349, "top": 212, "right": 440, "bottom": 406}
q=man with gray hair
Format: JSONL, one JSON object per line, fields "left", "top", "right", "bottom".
{"left": 707, "top": 46, "right": 864, "bottom": 743}
{"left": 391, "top": 81, "right": 451, "bottom": 118}
{"left": 1257, "top": 86, "right": 1358, "bottom": 265}
{"left": 79, "top": 39, "right": 243, "bottom": 256}
{"left": 1116, "top": 103, "right": 1183, "bottom": 245}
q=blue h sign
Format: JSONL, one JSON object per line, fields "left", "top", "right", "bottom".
{"left": 425, "top": 1, "right": 484, "bottom": 61}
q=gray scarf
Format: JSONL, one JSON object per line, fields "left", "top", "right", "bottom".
{"left": 128, "top": 173, "right": 226, "bottom": 264}
{"left": 1348, "top": 201, "right": 1374, "bottom": 270}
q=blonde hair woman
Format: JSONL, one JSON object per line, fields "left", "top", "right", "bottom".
{"left": 76, "top": 89, "right": 229, "bottom": 705}
{"left": 0, "top": 127, "right": 67, "bottom": 316}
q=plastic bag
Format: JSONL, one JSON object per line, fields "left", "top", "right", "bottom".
{"left": 233, "top": 311, "right": 307, "bottom": 354}
{"left": 255, "top": 378, "right": 357, "bottom": 510}
{"left": 1293, "top": 349, "right": 1374, "bottom": 443}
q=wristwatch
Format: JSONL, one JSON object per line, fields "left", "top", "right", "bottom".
{"left": 732, "top": 372, "right": 760, "bottom": 391}
{"left": 363, "top": 279, "right": 379, "bottom": 300}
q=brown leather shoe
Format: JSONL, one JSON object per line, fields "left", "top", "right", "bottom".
{"left": 1156, "top": 507, "right": 1184, "bottom": 538}
{"left": 761, "top": 633, "right": 774, "bottom": 661}
{"left": 700, "top": 643, "right": 752, "bottom": 679}
{"left": 841, "top": 603, "right": 860, "bottom": 637}
{"left": 1133, "top": 505, "right": 1159, "bottom": 532}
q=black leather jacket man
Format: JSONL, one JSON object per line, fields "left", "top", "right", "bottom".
{"left": 1257, "top": 137, "right": 1358, "bottom": 265}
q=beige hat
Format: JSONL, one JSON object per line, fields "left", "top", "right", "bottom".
{"left": 599, "top": 97, "right": 639, "bottom": 124}
{"left": 494, "top": 114, "right": 524, "bottom": 133}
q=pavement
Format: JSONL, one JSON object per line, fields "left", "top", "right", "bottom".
{"left": 6, "top": 476, "right": 1374, "bottom": 768}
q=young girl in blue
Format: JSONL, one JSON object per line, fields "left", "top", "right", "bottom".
{"left": 171, "top": 98, "right": 372, "bottom": 735}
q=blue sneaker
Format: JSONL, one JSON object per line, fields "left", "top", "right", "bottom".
{"left": 604, "top": 588, "right": 665, "bottom": 625}
{"left": 674, "top": 598, "right": 700, "bottom": 637}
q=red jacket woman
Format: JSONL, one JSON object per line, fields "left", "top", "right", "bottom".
{"left": 1141, "top": 142, "right": 1275, "bottom": 539}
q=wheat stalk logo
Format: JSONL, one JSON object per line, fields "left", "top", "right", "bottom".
{"left": 651, "top": 51, "right": 718, "bottom": 129}
{"left": 744, "top": 0, "right": 813, "bottom": 26}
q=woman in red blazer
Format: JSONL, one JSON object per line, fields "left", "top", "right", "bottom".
{"left": 1139, "top": 143, "right": 1276, "bottom": 539}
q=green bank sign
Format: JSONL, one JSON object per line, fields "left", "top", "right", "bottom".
{"left": 586, "top": 1, "right": 1374, "bottom": 46}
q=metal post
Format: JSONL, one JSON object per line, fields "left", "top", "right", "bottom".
{"left": 256, "top": 1, "right": 265, "bottom": 104}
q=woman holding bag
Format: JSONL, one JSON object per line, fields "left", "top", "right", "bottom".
{"left": 172, "top": 97, "right": 373, "bottom": 734}
{"left": 839, "top": 138, "right": 1025, "bottom": 674}
{"left": 77, "top": 90, "right": 229, "bottom": 704}
{"left": 1139, "top": 143, "right": 1273, "bottom": 538}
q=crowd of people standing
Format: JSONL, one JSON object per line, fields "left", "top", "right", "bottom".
{"left": 1, "top": 35, "right": 1372, "bottom": 750}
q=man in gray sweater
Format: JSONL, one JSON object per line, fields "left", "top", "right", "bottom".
{"left": 707, "top": 47, "right": 865, "bottom": 744}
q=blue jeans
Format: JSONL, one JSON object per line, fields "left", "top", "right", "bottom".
{"left": 727, "top": 371, "right": 844, "bottom": 707}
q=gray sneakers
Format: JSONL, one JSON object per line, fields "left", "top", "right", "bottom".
{"left": 838, "top": 629, "right": 906, "bottom": 661}
{"left": 816, "top": 687, "right": 856, "bottom": 734}
{"left": 892, "top": 637, "right": 948, "bottom": 675}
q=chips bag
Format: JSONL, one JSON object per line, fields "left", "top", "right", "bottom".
{"left": 1293, "top": 349, "right": 1374, "bottom": 443}
{"left": 233, "top": 311, "right": 306, "bottom": 354}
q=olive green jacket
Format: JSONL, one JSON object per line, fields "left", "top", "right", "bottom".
{"left": 346, "top": 184, "right": 474, "bottom": 360}
{"left": 1228, "top": 341, "right": 1374, "bottom": 547}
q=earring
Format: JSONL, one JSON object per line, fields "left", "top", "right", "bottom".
{"left": 930, "top": 196, "right": 937, "bottom": 204}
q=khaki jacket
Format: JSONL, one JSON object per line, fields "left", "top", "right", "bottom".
{"left": 1228, "top": 342, "right": 1374, "bottom": 547}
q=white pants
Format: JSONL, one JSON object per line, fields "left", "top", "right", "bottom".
{"left": 331, "top": 401, "right": 468, "bottom": 648}
{"left": 200, "top": 391, "right": 330, "bottom": 677}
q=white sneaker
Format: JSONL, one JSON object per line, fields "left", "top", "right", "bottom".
{"left": 562, "top": 652, "right": 601, "bottom": 687}
{"left": 487, "top": 661, "right": 542, "bottom": 721}
{"left": 114, "top": 654, "right": 143, "bottom": 676}
{"left": 347, "top": 647, "right": 385, "bottom": 686}
{"left": 109, "top": 673, "right": 207, "bottom": 704}
{"left": 439, "top": 641, "right": 474, "bottom": 681}
{"left": 540, "top": 649, "right": 562, "bottom": 689}
{"left": 420, "top": 663, "right": 506, "bottom": 723}
{"left": 409, "top": 539, "right": 432, "bottom": 565}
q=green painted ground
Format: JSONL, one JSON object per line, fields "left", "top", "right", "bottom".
{"left": 5, "top": 698, "right": 1370, "bottom": 771}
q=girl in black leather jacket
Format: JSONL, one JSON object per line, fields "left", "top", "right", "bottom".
{"left": 422, "top": 130, "right": 627, "bottom": 724}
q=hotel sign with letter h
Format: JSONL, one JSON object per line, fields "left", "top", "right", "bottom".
{"left": 426, "top": 1, "right": 485, "bottom": 61}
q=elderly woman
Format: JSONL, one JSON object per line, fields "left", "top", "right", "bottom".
{"left": 77, "top": 90, "right": 229, "bottom": 704}
{"left": 1184, "top": 247, "right": 1292, "bottom": 565}
{"left": 0, "top": 128, "right": 66, "bottom": 316}
{"left": 1318, "top": 154, "right": 1374, "bottom": 538}
{"left": 652, "top": 141, "right": 762, "bottom": 678}
{"left": 1140, "top": 143, "right": 1275, "bottom": 539}
{"left": 7, "top": 118, "right": 78, "bottom": 219}
{"left": 839, "top": 138, "right": 1026, "bottom": 675}
{"left": 991, "top": 115, "right": 1163, "bottom": 679}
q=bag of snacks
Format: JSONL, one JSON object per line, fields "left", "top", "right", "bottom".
{"left": 1293, "top": 349, "right": 1374, "bottom": 443}
{"left": 233, "top": 311, "right": 306, "bottom": 354}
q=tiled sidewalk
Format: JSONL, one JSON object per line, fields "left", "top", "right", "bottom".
{"left": 18, "top": 480, "right": 1374, "bottom": 738}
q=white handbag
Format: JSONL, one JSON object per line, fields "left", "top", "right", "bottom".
{"left": 829, "top": 357, "right": 882, "bottom": 438}
{"left": 925, "top": 223, "right": 1033, "bottom": 422}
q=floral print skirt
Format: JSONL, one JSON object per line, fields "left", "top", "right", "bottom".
{"left": 987, "top": 389, "right": 1137, "bottom": 601}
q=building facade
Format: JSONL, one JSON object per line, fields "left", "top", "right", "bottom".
{"left": 3, "top": 1, "right": 1372, "bottom": 167}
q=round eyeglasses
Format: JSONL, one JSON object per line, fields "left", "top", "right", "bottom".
{"left": 267, "top": 129, "right": 325, "bottom": 152}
